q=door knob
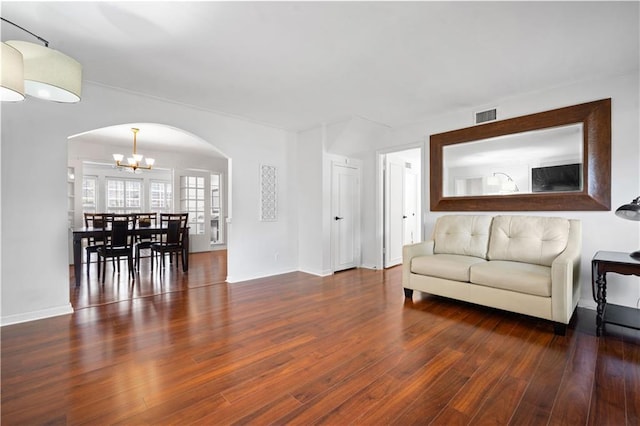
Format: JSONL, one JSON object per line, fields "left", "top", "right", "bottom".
{"left": 335, "top": 216, "right": 344, "bottom": 221}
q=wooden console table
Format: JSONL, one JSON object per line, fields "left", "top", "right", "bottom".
{"left": 591, "top": 251, "right": 640, "bottom": 336}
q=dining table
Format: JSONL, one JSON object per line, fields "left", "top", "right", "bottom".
{"left": 72, "top": 225, "right": 189, "bottom": 286}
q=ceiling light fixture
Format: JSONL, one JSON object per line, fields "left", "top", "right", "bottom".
{"left": 113, "top": 128, "right": 155, "bottom": 172}
{"left": 1, "top": 17, "right": 82, "bottom": 103}
{"left": 1, "top": 42, "right": 24, "bottom": 101}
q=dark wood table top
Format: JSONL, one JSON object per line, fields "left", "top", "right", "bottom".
{"left": 593, "top": 250, "right": 640, "bottom": 266}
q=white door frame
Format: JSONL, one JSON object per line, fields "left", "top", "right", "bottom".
{"left": 383, "top": 154, "right": 406, "bottom": 267}
{"left": 404, "top": 167, "right": 419, "bottom": 245}
{"left": 376, "top": 143, "right": 425, "bottom": 270}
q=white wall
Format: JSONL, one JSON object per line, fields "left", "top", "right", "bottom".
{"left": 297, "top": 126, "right": 326, "bottom": 275}
{"left": 1, "top": 98, "right": 74, "bottom": 324}
{"left": 362, "top": 72, "right": 640, "bottom": 309}
{"left": 1, "top": 82, "right": 298, "bottom": 325}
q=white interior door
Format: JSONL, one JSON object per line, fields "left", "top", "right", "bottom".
{"left": 383, "top": 149, "right": 422, "bottom": 268}
{"left": 384, "top": 155, "right": 405, "bottom": 267}
{"left": 332, "top": 162, "right": 360, "bottom": 272}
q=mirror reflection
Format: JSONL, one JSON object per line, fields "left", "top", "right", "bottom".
{"left": 442, "top": 123, "right": 583, "bottom": 197}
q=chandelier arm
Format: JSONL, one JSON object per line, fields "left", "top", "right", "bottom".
{"left": 1, "top": 17, "right": 50, "bottom": 47}
{"left": 132, "top": 129, "right": 137, "bottom": 155}
{"left": 118, "top": 163, "right": 152, "bottom": 171}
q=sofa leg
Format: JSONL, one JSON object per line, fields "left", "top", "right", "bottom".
{"left": 403, "top": 288, "right": 413, "bottom": 298}
{"left": 553, "top": 322, "right": 567, "bottom": 336}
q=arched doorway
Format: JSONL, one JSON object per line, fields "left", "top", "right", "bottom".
{"left": 67, "top": 123, "right": 230, "bottom": 307}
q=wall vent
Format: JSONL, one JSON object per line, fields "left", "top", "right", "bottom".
{"left": 475, "top": 108, "right": 497, "bottom": 124}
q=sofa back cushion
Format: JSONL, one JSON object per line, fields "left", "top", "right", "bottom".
{"left": 433, "top": 215, "right": 493, "bottom": 259}
{"left": 487, "top": 215, "right": 570, "bottom": 266}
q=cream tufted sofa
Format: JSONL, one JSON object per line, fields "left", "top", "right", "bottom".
{"left": 402, "top": 215, "right": 581, "bottom": 334}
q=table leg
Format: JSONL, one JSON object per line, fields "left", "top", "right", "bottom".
{"left": 182, "top": 232, "right": 189, "bottom": 272}
{"left": 73, "top": 236, "right": 82, "bottom": 287}
{"left": 595, "top": 272, "right": 607, "bottom": 337}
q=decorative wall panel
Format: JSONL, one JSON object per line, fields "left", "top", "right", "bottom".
{"left": 260, "top": 164, "right": 277, "bottom": 221}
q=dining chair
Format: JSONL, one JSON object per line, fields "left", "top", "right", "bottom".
{"left": 97, "top": 214, "right": 135, "bottom": 283}
{"left": 150, "top": 213, "right": 189, "bottom": 271}
{"left": 83, "top": 213, "right": 113, "bottom": 275}
{"left": 133, "top": 212, "right": 158, "bottom": 270}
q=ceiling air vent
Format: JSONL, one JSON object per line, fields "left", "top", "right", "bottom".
{"left": 475, "top": 108, "right": 497, "bottom": 124}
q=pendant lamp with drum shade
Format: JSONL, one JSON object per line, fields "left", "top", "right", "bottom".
{"left": 0, "top": 41, "right": 24, "bottom": 101}
{"left": 6, "top": 40, "right": 82, "bottom": 102}
{"left": 1, "top": 17, "right": 82, "bottom": 103}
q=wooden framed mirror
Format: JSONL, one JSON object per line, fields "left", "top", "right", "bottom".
{"left": 430, "top": 98, "right": 611, "bottom": 211}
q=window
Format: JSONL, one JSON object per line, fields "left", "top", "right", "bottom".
{"left": 180, "top": 176, "right": 205, "bottom": 235}
{"left": 82, "top": 175, "right": 98, "bottom": 213}
{"left": 150, "top": 180, "right": 172, "bottom": 213}
{"left": 106, "top": 178, "right": 142, "bottom": 214}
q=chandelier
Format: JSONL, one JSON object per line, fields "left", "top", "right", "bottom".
{"left": 113, "top": 128, "right": 155, "bottom": 171}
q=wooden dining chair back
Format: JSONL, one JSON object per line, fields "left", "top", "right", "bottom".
{"left": 83, "top": 213, "right": 113, "bottom": 275}
{"left": 151, "top": 213, "right": 189, "bottom": 271}
{"left": 97, "top": 215, "right": 135, "bottom": 283}
{"left": 133, "top": 213, "right": 158, "bottom": 270}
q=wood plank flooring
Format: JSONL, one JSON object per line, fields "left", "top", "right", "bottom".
{"left": 71, "top": 250, "right": 228, "bottom": 309}
{"left": 2, "top": 251, "right": 639, "bottom": 425}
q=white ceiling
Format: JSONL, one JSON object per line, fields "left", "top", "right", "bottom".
{"left": 2, "top": 1, "right": 639, "bottom": 134}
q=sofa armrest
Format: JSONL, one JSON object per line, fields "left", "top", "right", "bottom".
{"left": 402, "top": 240, "right": 435, "bottom": 287}
{"left": 550, "top": 219, "right": 582, "bottom": 323}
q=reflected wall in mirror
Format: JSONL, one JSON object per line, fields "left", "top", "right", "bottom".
{"left": 431, "top": 98, "right": 611, "bottom": 211}
{"left": 443, "top": 123, "right": 583, "bottom": 197}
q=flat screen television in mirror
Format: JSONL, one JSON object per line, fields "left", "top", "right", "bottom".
{"left": 531, "top": 163, "right": 582, "bottom": 192}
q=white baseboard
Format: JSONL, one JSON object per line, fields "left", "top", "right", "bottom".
{"left": 359, "top": 264, "right": 380, "bottom": 270}
{"left": 578, "top": 298, "right": 597, "bottom": 310}
{"left": 226, "top": 267, "right": 299, "bottom": 284}
{"left": 1, "top": 303, "right": 74, "bottom": 327}
{"left": 298, "top": 268, "right": 333, "bottom": 277}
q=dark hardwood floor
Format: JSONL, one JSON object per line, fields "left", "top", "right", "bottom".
{"left": 1, "top": 251, "right": 639, "bottom": 425}
{"left": 70, "top": 250, "right": 228, "bottom": 309}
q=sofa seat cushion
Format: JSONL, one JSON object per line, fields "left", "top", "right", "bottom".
{"left": 411, "top": 254, "right": 487, "bottom": 282}
{"left": 470, "top": 260, "right": 552, "bottom": 297}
